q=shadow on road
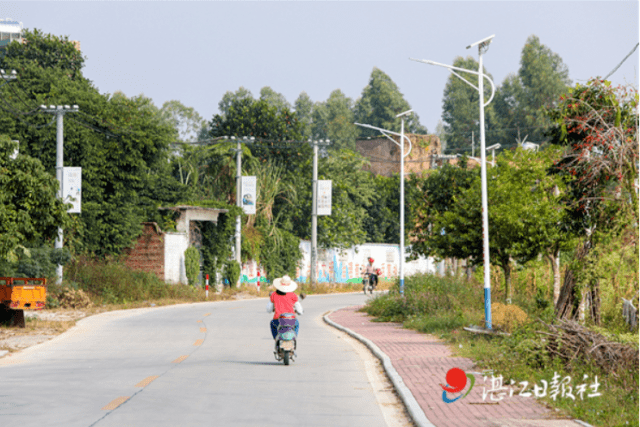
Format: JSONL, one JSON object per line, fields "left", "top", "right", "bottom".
{"left": 222, "top": 360, "right": 285, "bottom": 366}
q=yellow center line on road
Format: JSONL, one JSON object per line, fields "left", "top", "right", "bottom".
{"left": 172, "top": 355, "right": 188, "bottom": 363}
{"left": 197, "top": 320, "right": 202, "bottom": 323}
{"left": 204, "top": 313, "right": 211, "bottom": 317}
{"left": 194, "top": 339, "right": 204, "bottom": 346}
{"left": 200, "top": 327, "right": 207, "bottom": 333}
{"left": 135, "top": 376, "right": 159, "bottom": 388}
{"left": 102, "top": 396, "right": 129, "bottom": 410}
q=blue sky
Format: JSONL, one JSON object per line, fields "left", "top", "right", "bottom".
{"left": 2, "top": 1, "right": 638, "bottom": 135}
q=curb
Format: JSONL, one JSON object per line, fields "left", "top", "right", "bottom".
{"left": 323, "top": 309, "right": 436, "bottom": 427}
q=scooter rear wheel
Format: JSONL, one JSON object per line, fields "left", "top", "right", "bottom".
{"left": 283, "top": 350, "right": 290, "bottom": 365}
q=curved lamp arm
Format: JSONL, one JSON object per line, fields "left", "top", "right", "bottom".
{"left": 354, "top": 123, "right": 413, "bottom": 159}
{"left": 410, "top": 58, "right": 496, "bottom": 107}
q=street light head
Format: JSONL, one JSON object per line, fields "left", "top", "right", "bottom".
{"left": 0, "top": 69, "right": 4, "bottom": 74}
{"left": 11, "top": 70, "right": 16, "bottom": 75}
{"left": 486, "top": 143, "right": 501, "bottom": 151}
{"left": 466, "top": 35, "right": 495, "bottom": 50}
{"left": 396, "top": 109, "right": 413, "bottom": 118}
{"left": 64, "top": 105, "right": 70, "bottom": 110}
{"left": 409, "top": 58, "right": 436, "bottom": 66}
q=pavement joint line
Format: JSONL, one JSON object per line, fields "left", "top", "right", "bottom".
{"left": 323, "top": 309, "right": 436, "bottom": 427}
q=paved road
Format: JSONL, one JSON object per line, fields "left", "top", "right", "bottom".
{"left": 0, "top": 292, "right": 387, "bottom": 427}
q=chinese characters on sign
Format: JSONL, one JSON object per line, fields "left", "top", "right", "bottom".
{"left": 481, "top": 373, "right": 601, "bottom": 402}
{"left": 241, "top": 176, "right": 256, "bottom": 215}
{"left": 317, "top": 180, "right": 332, "bottom": 216}
{"left": 62, "top": 167, "right": 82, "bottom": 213}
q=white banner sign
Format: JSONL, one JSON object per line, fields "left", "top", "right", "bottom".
{"left": 241, "top": 176, "right": 256, "bottom": 214}
{"left": 317, "top": 180, "right": 332, "bottom": 216}
{"left": 63, "top": 167, "right": 82, "bottom": 213}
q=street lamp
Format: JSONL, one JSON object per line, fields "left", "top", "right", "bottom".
{"left": 410, "top": 35, "right": 496, "bottom": 330}
{"left": 355, "top": 109, "right": 413, "bottom": 295}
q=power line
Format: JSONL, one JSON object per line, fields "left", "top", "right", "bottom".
{"left": 604, "top": 43, "right": 639, "bottom": 80}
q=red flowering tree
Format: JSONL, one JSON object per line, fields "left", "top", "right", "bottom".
{"left": 547, "top": 79, "right": 638, "bottom": 322}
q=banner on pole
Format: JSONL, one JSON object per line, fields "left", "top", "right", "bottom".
{"left": 317, "top": 180, "right": 332, "bottom": 216}
{"left": 241, "top": 176, "right": 256, "bottom": 214}
{"left": 62, "top": 167, "right": 82, "bottom": 213}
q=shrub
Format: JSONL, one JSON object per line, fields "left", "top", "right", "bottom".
{"left": 184, "top": 246, "right": 200, "bottom": 286}
{"left": 224, "top": 260, "right": 240, "bottom": 287}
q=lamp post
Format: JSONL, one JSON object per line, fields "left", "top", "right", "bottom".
{"left": 411, "top": 35, "right": 496, "bottom": 329}
{"left": 355, "top": 110, "right": 413, "bottom": 295}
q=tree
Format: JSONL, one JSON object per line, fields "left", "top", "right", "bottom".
{"left": 547, "top": 79, "right": 638, "bottom": 322}
{"left": 441, "top": 56, "right": 495, "bottom": 154}
{"left": 159, "top": 100, "right": 205, "bottom": 142}
{"left": 0, "top": 29, "right": 181, "bottom": 256}
{"left": 492, "top": 36, "right": 571, "bottom": 148}
{"left": 0, "top": 136, "right": 71, "bottom": 262}
{"left": 259, "top": 86, "right": 291, "bottom": 114}
{"left": 354, "top": 68, "right": 427, "bottom": 138}
{"left": 312, "top": 89, "right": 358, "bottom": 151}
{"left": 217, "top": 87, "right": 254, "bottom": 119}
{"left": 413, "top": 148, "right": 568, "bottom": 303}
{"left": 294, "top": 91, "right": 314, "bottom": 140}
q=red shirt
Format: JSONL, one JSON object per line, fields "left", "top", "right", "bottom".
{"left": 270, "top": 292, "right": 298, "bottom": 320}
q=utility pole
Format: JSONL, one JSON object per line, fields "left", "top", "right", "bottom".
{"left": 310, "top": 139, "right": 318, "bottom": 287}
{"left": 231, "top": 136, "right": 253, "bottom": 287}
{"left": 40, "top": 104, "right": 79, "bottom": 284}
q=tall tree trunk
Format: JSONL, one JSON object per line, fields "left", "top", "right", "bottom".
{"left": 545, "top": 249, "right": 561, "bottom": 306}
{"left": 555, "top": 238, "right": 591, "bottom": 320}
{"left": 502, "top": 261, "right": 512, "bottom": 303}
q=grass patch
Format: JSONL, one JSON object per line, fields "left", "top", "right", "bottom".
{"left": 362, "top": 273, "right": 639, "bottom": 427}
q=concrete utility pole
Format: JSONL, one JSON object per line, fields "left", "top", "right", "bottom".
{"left": 231, "top": 136, "right": 254, "bottom": 287}
{"left": 310, "top": 139, "right": 318, "bottom": 286}
{"left": 40, "top": 104, "right": 80, "bottom": 284}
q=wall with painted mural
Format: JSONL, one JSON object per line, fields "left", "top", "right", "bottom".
{"left": 239, "top": 240, "right": 438, "bottom": 284}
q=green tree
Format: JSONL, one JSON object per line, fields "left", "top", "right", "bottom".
{"left": 415, "top": 148, "right": 567, "bottom": 302}
{"left": 294, "top": 91, "right": 314, "bottom": 140}
{"left": 492, "top": 36, "right": 571, "bottom": 148}
{"left": 159, "top": 100, "right": 205, "bottom": 142}
{"left": 0, "top": 136, "right": 71, "bottom": 262}
{"left": 441, "top": 56, "right": 495, "bottom": 154}
{"left": 217, "top": 87, "right": 254, "bottom": 119}
{"left": 547, "top": 79, "right": 638, "bottom": 321}
{"left": 312, "top": 89, "right": 358, "bottom": 151}
{"left": 259, "top": 86, "right": 291, "bottom": 113}
{"left": 354, "top": 68, "right": 427, "bottom": 138}
{"left": 0, "top": 29, "right": 181, "bottom": 256}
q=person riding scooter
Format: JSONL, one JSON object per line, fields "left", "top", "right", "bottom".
{"left": 362, "top": 257, "right": 378, "bottom": 288}
{"left": 266, "top": 275, "right": 304, "bottom": 339}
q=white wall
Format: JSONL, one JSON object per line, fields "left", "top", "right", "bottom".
{"left": 239, "top": 240, "right": 437, "bottom": 284}
{"left": 164, "top": 232, "right": 189, "bottom": 284}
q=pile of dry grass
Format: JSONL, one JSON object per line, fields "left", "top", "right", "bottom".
{"left": 491, "top": 302, "right": 528, "bottom": 332}
{"left": 57, "top": 289, "right": 93, "bottom": 309}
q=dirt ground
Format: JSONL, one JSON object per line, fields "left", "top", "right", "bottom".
{"left": 0, "top": 310, "right": 88, "bottom": 355}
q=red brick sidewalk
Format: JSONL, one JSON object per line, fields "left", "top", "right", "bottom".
{"left": 328, "top": 306, "right": 584, "bottom": 427}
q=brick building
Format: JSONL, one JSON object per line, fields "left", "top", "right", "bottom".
{"left": 355, "top": 133, "right": 442, "bottom": 177}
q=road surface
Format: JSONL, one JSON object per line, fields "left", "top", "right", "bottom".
{"left": 0, "top": 292, "right": 395, "bottom": 427}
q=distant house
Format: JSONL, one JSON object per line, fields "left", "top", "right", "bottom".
{"left": 0, "top": 19, "right": 22, "bottom": 57}
{"left": 355, "top": 133, "right": 442, "bottom": 177}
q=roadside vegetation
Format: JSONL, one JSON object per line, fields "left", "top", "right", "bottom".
{"left": 363, "top": 263, "right": 639, "bottom": 427}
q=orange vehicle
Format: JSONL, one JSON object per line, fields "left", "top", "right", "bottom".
{"left": 0, "top": 277, "right": 47, "bottom": 327}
